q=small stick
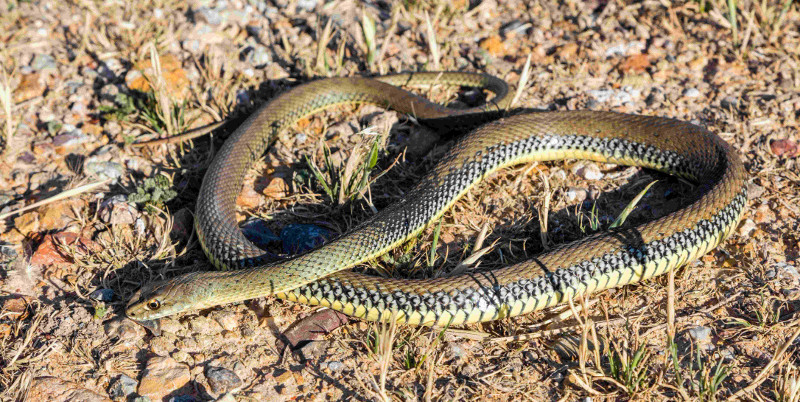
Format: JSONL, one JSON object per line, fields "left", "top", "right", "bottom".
{"left": 129, "top": 120, "right": 225, "bottom": 148}
{"left": 0, "top": 178, "right": 112, "bottom": 221}
{"left": 728, "top": 321, "right": 800, "bottom": 400}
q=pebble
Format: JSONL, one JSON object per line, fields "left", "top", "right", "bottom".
{"left": 206, "top": 366, "right": 243, "bottom": 395}
{"left": 90, "top": 288, "right": 114, "bottom": 301}
{"left": 104, "top": 319, "right": 144, "bottom": 343}
{"left": 195, "top": 7, "right": 222, "bottom": 26}
{"left": 571, "top": 162, "right": 604, "bottom": 180}
{"left": 738, "top": 218, "right": 756, "bottom": 237}
{"left": 211, "top": 311, "right": 239, "bottom": 332}
{"left": 687, "top": 326, "right": 712, "bottom": 344}
{"left": 683, "top": 88, "right": 701, "bottom": 98}
{"left": 565, "top": 187, "right": 588, "bottom": 203}
{"left": 99, "top": 195, "right": 139, "bottom": 225}
{"left": 189, "top": 315, "right": 224, "bottom": 335}
{"left": 326, "top": 361, "right": 344, "bottom": 371}
{"left": 138, "top": 356, "right": 191, "bottom": 400}
{"left": 132, "top": 397, "right": 152, "bottom": 402}
{"left": 170, "top": 208, "right": 194, "bottom": 241}
{"left": 27, "top": 377, "right": 107, "bottom": 402}
{"left": 108, "top": 374, "right": 138, "bottom": 399}
{"left": 241, "top": 218, "right": 280, "bottom": 249}
{"left": 296, "top": 0, "right": 318, "bottom": 11}
{"left": 236, "top": 89, "right": 249, "bottom": 105}
{"left": 242, "top": 44, "right": 271, "bottom": 67}
{"left": 769, "top": 262, "right": 800, "bottom": 283}
{"left": 281, "top": 223, "right": 332, "bottom": 254}
{"left": 604, "top": 41, "right": 645, "bottom": 58}
{"left": 0, "top": 192, "right": 12, "bottom": 207}
{"left": 721, "top": 96, "right": 739, "bottom": 110}
{"left": 31, "top": 53, "right": 57, "bottom": 71}
{"left": 52, "top": 131, "right": 90, "bottom": 148}
{"left": 85, "top": 160, "right": 124, "bottom": 181}
{"left": 500, "top": 20, "right": 530, "bottom": 37}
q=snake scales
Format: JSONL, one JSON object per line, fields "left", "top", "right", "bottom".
{"left": 126, "top": 72, "right": 747, "bottom": 328}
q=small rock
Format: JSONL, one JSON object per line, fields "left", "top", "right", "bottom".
{"left": 265, "top": 63, "right": 290, "bottom": 80}
{"left": 737, "top": 218, "right": 756, "bottom": 237}
{"left": 195, "top": 7, "right": 222, "bottom": 26}
{"left": 262, "top": 176, "right": 290, "bottom": 198}
{"left": 770, "top": 139, "right": 799, "bottom": 158}
{"left": 2, "top": 296, "right": 31, "bottom": 321}
{"left": 31, "top": 54, "right": 57, "bottom": 71}
{"left": 571, "top": 162, "right": 604, "bottom": 180}
{"left": 85, "top": 160, "right": 124, "bottom": 181}
{"left": 565, "top": 187, "right": 588, "bottom": 203}
{"left": 108, "top": 374, "right": 138, "bottom": 399}
{"left": 721, "top": 96, "right": 739, "bottom": 110}
{"left": 683, "top": 88, "right": 701, "bottom": 98}
{"left": 211, "top": 311, "right": 238, "bottom": 332}
{"left": 99, "top": 195, "right": 139, "bottom": 225}
{"left": 206, "top": 366, "right": 243, "bottom": 396}
{"left": 687, "top": 326, "right": 712, "bottom": 345}
{"left": 479, "top": 36, "right": 507, "bottom": 57}
{"left": 189, "top": 316, "right": 223, "bottom": 335}
{"left": 241, "top": 218, "right": 280, "bottom": 249}
{"left": 604, "top": 41, "right": 645, "bottom": 58}
{"left": 325, "top": 120, "right": 359, "bottom": 140}
{"left": 773, "top": 262, "right": 800, "bottom": 283}
{"left": 242, "top": 45, "right": 271, "bottom": 68}
{"left": 138, "top": 356, "right": 191, "bottom": 401}
{"left": 236, "top": 185, "right": 261, "bottom": 209}
{"left": 30, "top": 232, "right": 101, "bottom": 268}
{"left": 296, "top": 0, "right": 318, "bottom": 11}
{"left": 0, "top": 192, "right": 13, "bottom": 207}
{"left": 170, "top": 208, "right": 194, "bottom": 242}
{"left": 28, "top": 377, "right": 109, "bottom": 402}
{"left": 53, "top": 131, "right": 90, "bottom": 149}
{"left": 13, "top": 212, "right": 40, "bottom": 236}
{"left": 588, "top": 89, "right": 614, "bottom": 103}
{"left": 281, "top": 224, "right": 332, "bottom": 254}
{"left": 746, "top": 182, "right": 766, "bottom": 199}
{"left": 326, "top": 361, "right": 344, "bottom": 371}
{"left": 104, "top": 319, "right": 145, "bottom": 342}
{"left": 13, "top": 73, "right": 45, "bottom": 103}
{"left": 500, "top": 20, "right": 530, "bottom": 37}
{"left": 90, "top": 288, "right": 114, "bottom": 302}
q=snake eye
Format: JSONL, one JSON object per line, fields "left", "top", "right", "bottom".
{"left": 147, "top": 300, "right": 161, "bottom": 310}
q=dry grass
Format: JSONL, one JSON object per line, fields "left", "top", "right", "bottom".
{"left": 0, "top": 0, "right": 799, "bottom": 400}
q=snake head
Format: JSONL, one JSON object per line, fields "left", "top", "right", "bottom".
{"left": 126, "top": 273, "right": 209, "bottom": 331}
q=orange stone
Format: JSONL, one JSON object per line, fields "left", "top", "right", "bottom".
{"left": 479, "top": 36, "right": 506, "bottom": 57}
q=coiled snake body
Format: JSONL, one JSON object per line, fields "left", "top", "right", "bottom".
{"left": 126, "top": 72, "right": 747, "bottom": 328}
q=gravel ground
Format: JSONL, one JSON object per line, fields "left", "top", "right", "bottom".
{"left": 1, "top": 0, "right": 799, "bottom": 401}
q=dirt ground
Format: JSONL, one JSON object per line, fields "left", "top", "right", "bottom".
{"left": 1, "top": 0, "right": 799, "bottom": 401}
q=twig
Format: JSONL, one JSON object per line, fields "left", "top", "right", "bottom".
{"left": 728, "top": 320, "right": 800, "bottom": 400}
{"left": 0, "top": 178, "right": 112, "bottom": 221}
{"left": 129, "top": 120, "right": 225, "bottom": 147}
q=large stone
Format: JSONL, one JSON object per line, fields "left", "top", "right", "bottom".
{"left": 27, "top": 377, "right": 110, "bottom": 402}
{"left": 137, "top": 356, "right": 191, "bottom": 400}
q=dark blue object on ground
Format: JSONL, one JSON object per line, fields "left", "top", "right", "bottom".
{"left": 240, "top": 218, "right": 280, "bottom": 249}
{"left": 281, "top": 223, "right": 331, "bottom": 254}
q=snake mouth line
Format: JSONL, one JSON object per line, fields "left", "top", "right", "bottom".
{"left": 126, "top": 72, "right": 747, "bottom": 327}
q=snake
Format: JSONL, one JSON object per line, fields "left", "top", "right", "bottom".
{"left": 126, "top": 72, "right": 747, "bottom": 329}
